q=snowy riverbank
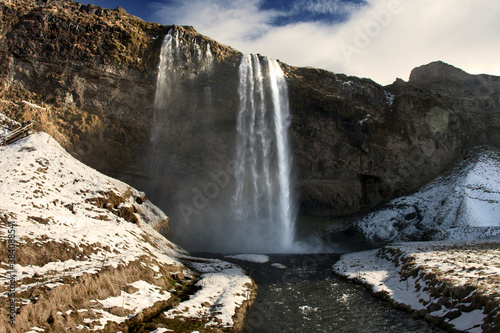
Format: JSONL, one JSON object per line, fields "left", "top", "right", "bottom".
{"left": 333, "top": 241, "right": 500, "bottom": 332}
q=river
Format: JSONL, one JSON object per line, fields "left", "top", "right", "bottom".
{"left": 215, "top": 254, "right": 445, "bottom": 333}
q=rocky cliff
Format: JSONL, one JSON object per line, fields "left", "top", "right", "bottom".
{"left": 285, "top": 61, "right": 500, "bottom": 217}
{"left": 0, "top": 0, "right": 161, "bottom": 172}
{"left": 1, "top": 0, "right": 499, "bottom": 244}
{"left": 409, "top": 61, "right": 500, "bottom": 148}
{"left": 285, "top": 65, "right": 464, "bottom": 216}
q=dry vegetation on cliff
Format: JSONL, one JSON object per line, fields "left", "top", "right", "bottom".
{"left": 1, "top": 0, "right": 164, "bottom": 69}
{"left": 0, "top": 113, "right": 255, "bottom": 332}
{"left": 1, "top": 0, "right": 239, "bottom": 71}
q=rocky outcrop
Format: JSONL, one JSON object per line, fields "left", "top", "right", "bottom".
{"left": 0, "top": 0, "right": 161, "bottom": 175}
{"left": 285, "top": 65, "right": 467, "bottom": 216}
{"left": 409, "top": 61, "right": 500, "bottom": 148}
{"left": 1, "top": 0, "right": 499, "bottom": 236}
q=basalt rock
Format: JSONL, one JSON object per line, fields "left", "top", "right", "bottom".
{"left": 284, "top": 64, "right": 467, "bottom": 216}
{"left": 1, "top": 0, "right": 499, "bottom": 230}
{"left": 409, "top": 61, "right": 500, "bottom": 148}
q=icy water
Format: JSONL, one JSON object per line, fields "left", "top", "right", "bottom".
{"left": 218, "top": 254, "right": 445, "bottom": 333}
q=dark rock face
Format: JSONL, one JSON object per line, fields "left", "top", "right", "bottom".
{"left": 1, "top": 0, "right": 499, "bottom": 235}
{"left": 285, "top": 65, "right": 467, "bottom": 216}
{"left": 409, "top": 61, "right": 500, "bottom": 148}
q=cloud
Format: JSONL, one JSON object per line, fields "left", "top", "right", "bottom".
{"left": 292, "top": 0, "right": 367, "bottom": 16}
{"left": 150, "top": 0, "right": 281, "bottom": 42}
{"left": 151, "top": 0, "right": 500, "bottom": 85}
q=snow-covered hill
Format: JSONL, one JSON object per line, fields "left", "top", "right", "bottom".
{"left": 0, "top": 120, "right": 254, "bottom": 332}
{"left": 332, "top": 146, "right": 500, "bottom": 331}
{"left": 353, "top": 146, "right": 500, "bottom": 245}
{"left": 334, "top": 240, "right": 500, "bottom": 332}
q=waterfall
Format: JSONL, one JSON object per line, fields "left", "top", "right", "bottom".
{"left": 150, "top": 32, "right": 296, "bottom": 253}
{"left": 152, "top": 31, "right": 175, "bottom": 140}
{"left": 149, "top": 29, "right": 213, "bottom": 197}
{"left": 153, "top": 29, "right": 214, "bottom": 132}
{"left": 233, "top": 54, "right": 295, "bottom": 252}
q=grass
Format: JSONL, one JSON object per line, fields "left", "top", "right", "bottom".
{"left": 381, "top": 242, "right": 500, "bottom": 332}
{"left": 0, "top": 256, "right": 186, "bottom": 332}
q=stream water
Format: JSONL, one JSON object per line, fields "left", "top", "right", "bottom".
{"left": 217, "top": 254, "right": 445, "bottom": 333}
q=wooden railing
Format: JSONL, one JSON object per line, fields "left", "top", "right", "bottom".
{"left": 0, "top": 121, "right": 33, "bottom": 146}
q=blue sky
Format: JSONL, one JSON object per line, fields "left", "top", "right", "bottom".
{"left": 83, "top": 0, "right": 500, "bottom": 85}
{"left": 83, "top": 0, "right": 367, "bottom": 25}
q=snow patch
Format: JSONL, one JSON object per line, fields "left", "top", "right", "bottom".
{"left": 165, "top": 257, "right": 253, "bottom": 328}
{"left": 225, "top": 254, "right": 270, "bottom": 263}
{"left": 333, "top": 241, "right": 500, "bottom": 332}
{"left": 384, "top": 90, "right": 395, "bottom": 105}
{"left": 98, "top": 280, "right": 169, "bottom": 312}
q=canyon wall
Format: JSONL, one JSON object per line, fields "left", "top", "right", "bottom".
{"left": 1, "top": 0, "right": 499, "bottom": 240}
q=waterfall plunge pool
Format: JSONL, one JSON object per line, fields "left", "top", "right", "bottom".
{"left": 197, "top": 253, "right": 445, "bottom": 333}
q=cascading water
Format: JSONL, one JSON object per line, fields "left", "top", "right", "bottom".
{"left": 233, "top": 54, "right": 296, "bottom": 252}
{"left": 151, "top": 31, "right": 176, "bottom": 143}
{"left": 153, "top": 29, "right": 214, "bottom": 139}
{"left": 150, "top": 32, "right": 297, "bottom": 253}
{"left": 149, "top": 29, "right": 214, "bottom": 198}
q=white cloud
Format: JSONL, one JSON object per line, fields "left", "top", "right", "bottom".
{"left": 151, "top": 0, "right": 500, "bottom": 85}
{"left": 151, "top": 0, "right": 280, "bottom": 42}
{"left": 292, "top": 0, "right": 367, "bottom": 16}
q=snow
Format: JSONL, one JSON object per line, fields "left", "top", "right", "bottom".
{"left": 358, "top": 113, "right": 372, "bottom": 125}
{"left": 299, "top": 305, "right": 318, "bottom": 315}
{"left": 83, "top": 309, "right": 127, "bottom": 331}
{"left": 98, "top": 280, "right": 168, "bottom": 316}
{"left": 448, "top": 309, "right": 485, "bottom": 332}
{"left": 165, "top": 257, "right": 253, "bottom": 328}
{"left": 354, "top": 147, "right": 500, "bottom": 245}
{"left": 83, "top": 279, "right": 173, "bottom": 331}
{"left": 26, "top": 328, "right": 45, "bottom": 333}
{"left": 334, "top": 248, "right": 430, "bottom": 310}
{"left": 0, "top": 99, "right": 45, "bottom": 110}
{"left": 334, "top": 241, "right": 500, "bottom": 332}
{"left": 0, "top": 110, "right": 19, "bottom": 137}
{"left": 384, "top": 90, "right": 395, "bottom": 105}
{"left": 225, "top": 254, "right": 270, "bottom": 263}
{"left": 0, "top": 117, "right": 255, "bottom": 331}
